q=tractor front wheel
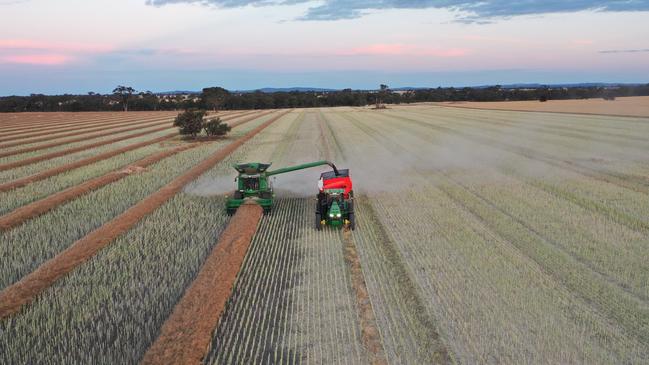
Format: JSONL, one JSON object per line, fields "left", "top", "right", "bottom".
{"left": 315, "top": 213, "right": 322, "bottom": 230}
{"left": 348, "top": 212, "right": 356, "bottom": 230}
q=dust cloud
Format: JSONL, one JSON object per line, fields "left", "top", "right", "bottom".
{"left": 184, "top": 108, "right": 648, "bottom": 198}
{"left": 184, "top": 173, "right": 237, "bottom": 197}
{"left": 183, "top": 163, "right": 329, "bottom": 198}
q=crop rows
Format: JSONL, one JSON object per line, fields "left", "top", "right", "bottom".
{"left": 0, "top": 111, "right": 293, "bottom": 364}
{"left": 1, "top": 106, "right": 648, "bottom": 364}
{"left": 0, "top": 127, "right": 176, "bottom": 179}
{"left": 0, "top": 111, "right": 177, "bottom": 129}
{"left": 0, "top": 115, "right": 174, "bottom": 147}
{"left": 370, "top": 109, "right": 649, "bottom": 284}
{"left": 0, "top": 112, "right": 261, "bottom": 213}
{"left": 322, "top": 106, "right": 648, "bottom": 363}
{"left": 206, "top": 112, "right": 368, "bottom": 364}
{"left": 0, "top": 113, "right": 274, "bottom": 290}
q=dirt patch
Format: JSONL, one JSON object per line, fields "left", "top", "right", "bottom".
{"left": 0, "top": 125, "right": 174, "bottom": 172}
{"left": 0, "top": 133, "right": 177, "bottom": 192}
{"left": 342, "top": 228, "right": 388, "bottom": 365}
{"left": 0, "top": 110, "right": 289, "bottom": 318}
{"left": 120, "top": 165, "right": 148, "bottom": 174}
{"left": 140, "top": 204, "right": 263, "bottom": 365}
{"left": 436, "top": 96, "right": 649, "bottom": 118}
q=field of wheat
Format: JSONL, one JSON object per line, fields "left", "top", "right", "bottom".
{"left": 0, "top": 106, "right": 648, "bottom": 364}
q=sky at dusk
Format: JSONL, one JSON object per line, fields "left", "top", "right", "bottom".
{"left": 1, "top": 0, "right": 648, "bottom": 95}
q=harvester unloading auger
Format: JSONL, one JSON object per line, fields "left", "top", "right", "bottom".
{"left": 226, "top": 160, "right": 355, "bottom": 230}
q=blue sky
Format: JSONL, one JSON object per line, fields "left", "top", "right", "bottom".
{"left": 1, "top": 0, "right": 648, "bottom": 95}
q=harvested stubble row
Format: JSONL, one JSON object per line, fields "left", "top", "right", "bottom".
{"left": 226, "top": 110, "right": 274, "bottom": 128}
{"left": 0, "top": 137, "right": 171, "bottom": 216}
{"left": 0, "top": 111, "right": 298, "bottom": 365}
{"left": 0, "top": 141, "right": 201, "bottom": 230}
{"left": 0, "top": 111, "right": 177, "bottom": 131}
{"left": 0, "top": 116, "right": 165, "bottom": 138}
{"left": 0, "top": 110, "right": 223, "bottom": 132}
{"left": 141, "top": 204, "right": 263, "bottom": 365}
{"left": 207, "top": 112, "right": 366, "bottom": 365}
{"left": 0, "top": 110, "right": 289, "bottom": 319}
{"left": 0, "top": 133, "right": 176, "bottom": 192}
{"left": 323, "top": 111, "right": 452, "bottom": 364}
{"left": 328, "top": 108, "right": 648, "bottom": 363}
{"left": 0, "top": 114, "right": 175, "bottom": 143}
{"left": 0, "top": 128, "right": 176, "bottom": 183}
{"left": 0, "top": 111, "right": 264, "bottom": 192}
{"left": 0, "top": 113, "right": 126, "bottom": 129}
{"left": 0, "top": 124, "right": 174, "bottom": 171}
{"left": 341, "top": 229, "right": 388, "bottom": 365}
{"left": 398, "top": 108, "right": 649, "bottom": 167}
{"left": 416, "top": 108, "right": 649, "bottom": 144}
{"left": 316, "top": 110, "right": 387, "bottom": 364}
{"left": 0, "top": 111, "right": 271, "bottom": 228}
{"left": 0, "top": 118, "right": 174, "bottom": 155}
{"left": 0, "top": 115, "right": 141, "bottom": 137}
{"left": 374, "top": 110, "right": 649, "bottom": 227}
{"left": 208, "top": 199, "right": 366, "bottom": 365}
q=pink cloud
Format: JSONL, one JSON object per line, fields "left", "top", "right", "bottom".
{"left": 341, "top": 44, "right": 469, "bottom": 57}
{"left": 0, "top": 39, "right": 114, "bottom": 66}
{"left": 0, "top": 39, "right": 113, "bottom": 53}
{"left": 1, "top": 54, "right": 72, "bottom": 65}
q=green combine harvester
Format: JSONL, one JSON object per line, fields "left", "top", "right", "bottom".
{"left": 226, "top": 160, "right": 355, "bottom": 230}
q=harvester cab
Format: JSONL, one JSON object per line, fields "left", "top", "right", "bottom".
{"left": 227, "top": 162, "right": 274, "bottom": 213}
{"left": 226, "top": 160, "right": 355, "bottom": 230}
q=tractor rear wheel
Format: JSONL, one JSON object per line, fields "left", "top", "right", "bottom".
{"left": 348, "top": 212, "right": 356, "bottom": 230}
{"left": 315, "top": 213, "right": 322, "bottom": 230}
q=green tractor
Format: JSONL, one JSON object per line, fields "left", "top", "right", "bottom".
{"left": 226, "top": 160, "right": 355, "bottom": 230}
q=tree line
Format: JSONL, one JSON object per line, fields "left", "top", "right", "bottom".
{"left": 1, "top": 84, "right": 648, "bottom": 112}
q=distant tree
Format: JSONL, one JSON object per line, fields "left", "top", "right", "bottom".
{"left": 134, "top": 91, "right": 160, "bottom": 111}
{"left": 376, "top": 84, "right": 390, "bottom": 109}
{"left": 174, "top": 109, "right": 206, "bottom": 138}
{"left": 204, "top": 117, "right": 231, "bottom": 137}
{"left": 202, "top": 87, "right": 230, "bottom": 111}
{"left": 113, "top": 85, "right": 136, "bottom": 112}
{"left": 539, "top": 95, "right": 548, "bottom": 102}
